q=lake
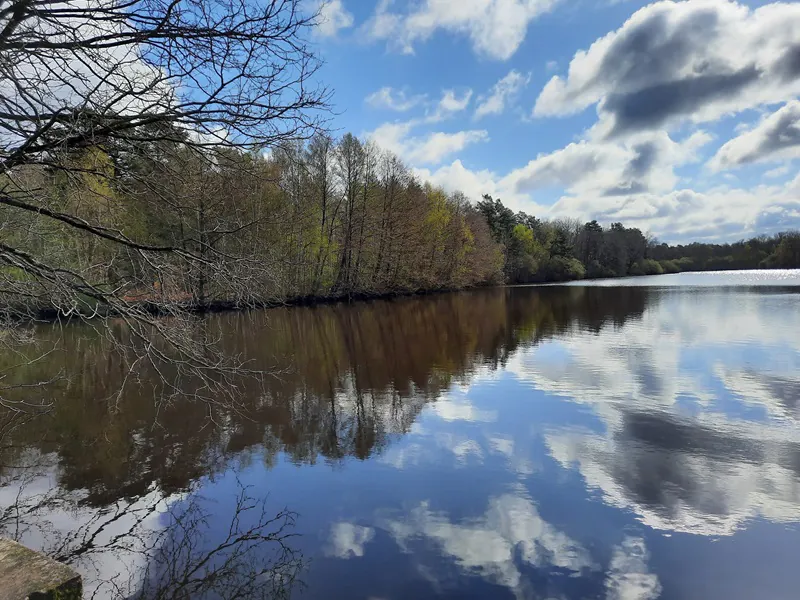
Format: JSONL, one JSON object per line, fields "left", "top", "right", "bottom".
{"left": 1, "top": 270, "right": 799, "bottom": 599}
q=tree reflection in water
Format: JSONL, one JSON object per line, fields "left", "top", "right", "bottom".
{"left": 0, "top": 468, "right": 303, "bottom": 599}
{"left": 0, "top": 286, "right": 650, "bottom": 598}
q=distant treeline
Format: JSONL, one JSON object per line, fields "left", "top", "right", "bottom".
{"left": 476, "top": 195, "right": 800, "bottom": 284}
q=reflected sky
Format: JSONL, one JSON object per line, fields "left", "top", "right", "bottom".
{"left": 1, "top": 273, "right": 800, "bottom": 599}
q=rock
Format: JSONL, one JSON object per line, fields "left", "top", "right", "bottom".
{"left": 0, "top": 538, "right": 82, "bottom": 599}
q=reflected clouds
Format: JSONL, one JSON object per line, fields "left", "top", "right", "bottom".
{"left": 4, "top": 281, "right": 800, "bottom": 598}
{"left": 505, "top": 288, "right": 800, "bottom": 535}
{"left": 327, "top": 522, "right": 375, "bottom": 559}
{"left": 430, "top": 394, "right": 498, "bottom": 423}
{"left": 605, "top": 537, "right": 661, "bottom": 600}
{"left": 383, "top": 490, "right": 594, "bottom": 599}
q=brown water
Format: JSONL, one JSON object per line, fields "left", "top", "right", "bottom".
{"left": 1, "top": 272, "right": 800, "bottom": 599}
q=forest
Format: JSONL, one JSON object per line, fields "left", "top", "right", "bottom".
{"left": 4, "top": 132, "right": 800, "bottom": 321}
{"left": 476, "top": 195, "right": 800, "bottom": 284}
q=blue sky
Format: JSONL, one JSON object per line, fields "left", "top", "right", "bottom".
{"left": 310, "top": 0, "right": 800, "bottom": 243}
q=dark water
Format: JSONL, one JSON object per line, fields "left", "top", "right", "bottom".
{"left": 2, "top": 271, "right": 800, "bottom": 599}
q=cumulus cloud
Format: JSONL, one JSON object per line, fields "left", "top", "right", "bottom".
{"left": 414, "top": 129, "right": 708, "bottom": 210}
{"left": 475, "top": 70, "right": 530, "bottom": 120}
{"left": 365, "top": 89, "right": 489, "bottom": 166}
{"left": 367, "top": 1, "right": 800, "bottom": 240}
{"left": 415, "top": 130, "right": 710, "bottom": 208}
{"left": 710, "top": 100, "right": 800, "bottom": 170}
{"left": 534, "top": 1, "right": 800, "bottom": 137}
{"left": 365, "top": 87, "right": 427, "bottom": 112}
{"left": 416, "top": 154, "right": 799, "bottom": 242}
{"left": 363, "top": 0, "right": 560, "bottom": 60}
{"left": 504, "top": 130, "right": 710, "bottom": 197}
{"left": 366, "top": 120, "right": 488, "bottom": 165}
{"left": 438, "top": 89, "right": 473, "bottom": 113}
{"left": 546, "top": 181, "right": 800, "bottom": 242}
{"left": 314, "top": 0, "right": 354, "bottom": 37}
{"left": 413, "top": 160, "right": 543, "bottom": 214}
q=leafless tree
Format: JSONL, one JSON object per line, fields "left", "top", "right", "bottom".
{"left": 0, "top": 0, "right": 330, "bottom": 410}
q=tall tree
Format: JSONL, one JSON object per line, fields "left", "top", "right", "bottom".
{"left": 0, "top": 0, "right": 330, "bottom": 406}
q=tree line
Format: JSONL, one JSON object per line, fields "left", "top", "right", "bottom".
{"left": 3, "top": 131, "right": 504, "bottom": 315}
{"left": 4, "top": 135, "right": 799, "bottom": 321}
{"left": 477, "top": 195, "right": 800, "bottom": 284}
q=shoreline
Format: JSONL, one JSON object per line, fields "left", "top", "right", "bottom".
{"left": 8, "top": 267, "right": 800, "bottom": 326}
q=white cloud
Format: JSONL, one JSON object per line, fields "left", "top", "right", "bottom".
{"left": 546, "top": 180, "right": 800, "bottom": 242}
{"left": 315, "top": 0, "right": 354, "bottom": 37}
{"left": 364, "top": 1, "right": 800, "bottom": 241}
{"left": 475, "top": 70, "right": 530, "bottom": 120}
{"left": 504, "top": 130, "right": 709, "bottom": 197}
{"left": 417, "top": 129, "right": 710, "bottom": 210}
{"left": 0, "top": 1, "right": 171, "bottom": 139}
{"left": 534, "top": 1, "right": 800, "bottom": 137}
{"left": 366, "top": 87, "right": 471, "bottom": 118}
{"left": 326, "top": 522, "right": 375, "bottom": 558}
{"left": 438, "top": 89, "right": 473, "bottom": 113}
{"left": 413, "top": 159, "right": 543, "bottom": 214}
{"left": 414, "top": 136, "right": 800, "bottom": 242}
{"left": 710, "top": 100, "right": 800, "bottom": 170}
{"left": 765, "top": 165, "right": 791, "bottom": 179}
{"left": 413, "top": 130, "right": 488, "bottom": 163}
{"left": 363, "top": 0, "right": 561, "bottom": 60}
{"left": 366, "top": 120, "right": 488, "bottom": 166}
{"left": 366, "top": 87, "right": 427, "bottom": 112}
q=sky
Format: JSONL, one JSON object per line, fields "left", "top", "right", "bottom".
{"left": 309, "top": 0, "right": 800, "bottom": 243}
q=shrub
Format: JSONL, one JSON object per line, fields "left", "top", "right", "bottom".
{"left": 586, "top": 260, "right": 617, "bottom": 279}
{"left": 630, "top": 259, "right": 664, "bottom": 276}
{"left": 676, "top": 256, "right": 696, "bottom": 271}
{"left": 659, "top": 259, "right": 681, "bottom": 274}
{"left": 544, "top": 256, "right": 586, "bottom": 281}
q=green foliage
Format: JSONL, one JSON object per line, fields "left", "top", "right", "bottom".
{"left": 586, "top": 260, "right": 616, "bottom": 279}
{"left": 630, "top": 259, "right": 664, "bottom": 276}
{"left": 659, "top": 260, "right": 681, "bottom": 274}
{"left": 772, "top": 233, "right": 800, "bottom": 267}
{"left": 544, "top": 256, "right": 586, "bottom": 281}
{"left": 472, "top": 197, "right": 797, "bottom": 285}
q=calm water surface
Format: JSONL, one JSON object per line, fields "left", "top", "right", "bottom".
{"left": 2, "top": 271, "right": 800, "bottom": 599}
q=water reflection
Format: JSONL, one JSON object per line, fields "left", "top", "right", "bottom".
{"left": 605, "top": 537, "right": 660, "bottom": 600}
{"left": 383, "top": 489, "right": 595, "bottom": 598}
{"left": 1, "top": 278, "right": 800, "bottom": 599}
{"left": 0, "top": 457, "right": 303, "bottom": 599}
{"left": 524, "top": 289, "right": 800, "bottom": 536}
{"left": 0, "top": 286, "right": 649, "bottom": 505}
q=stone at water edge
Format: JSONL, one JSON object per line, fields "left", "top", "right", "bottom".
{"left": 0, "top": 538, "right": 82, "bottom": 599}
